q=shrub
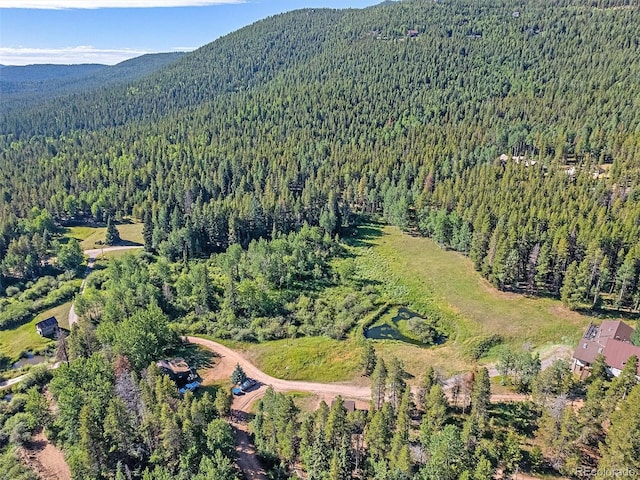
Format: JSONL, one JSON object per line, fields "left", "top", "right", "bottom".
{"left": 5, "top": 286, "right": 20, "bottom": 297}
{"left": 9, "top": 421, "right": 31, "bottom": 446}
{"left": 466, "top": 334, "right": 503, "bottom": 360}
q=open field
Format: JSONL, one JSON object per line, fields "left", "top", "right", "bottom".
{"left": 239, "top": 336, "right": 365, "bottom": 384}
{"left": 0, "top": 301, "right": 71, "bottom": 362}
{"left": 348, "top": 224, "right": 599, "bottom": 374}
{"left": 238, "top": 224, "right": 599, "bottom": 379}
{"left": 370, "top": 225, "right": 591, "bottom": 346}
{"left": 65, "top": 222, "right": 143, "bottom": 250}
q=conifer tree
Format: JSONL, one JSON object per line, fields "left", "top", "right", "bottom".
{"left": 599, "top": 384, "right": 640, "bottom": 474}
{"left": 371, "top": 358, "right": 387, "bottom": 410}
{"left": 105, "top": 216, "right": 120, "bottom": 246}
{"left": 361, "top": 341, "right": 377, "bottom": 377}
{"left": 143, "top": 210, "right": 154, "bottom": 252}
{"left": 419, "top": 384, "right": 448, "bottom": 449}
{"left": 387, "top": 356, "right": 406, "bottom": 410}
{"left": 231, "top": 363, "right": 247, "bottom": 385}
{"left": 470, "top": 367, "right": 491, "bottom": 432}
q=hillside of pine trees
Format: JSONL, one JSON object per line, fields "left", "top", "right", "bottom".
{"left": 1, "top": 0, "right": 640, "bottom": 310}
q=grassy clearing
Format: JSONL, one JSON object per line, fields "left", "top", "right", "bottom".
{"left": 231, "top": 223, "right": 597, "bottom": 381}
{"left": 283, "top": 391, "right": 319, "bottom": 412}
{"left": 243, "top": 336, "right": 365, "bottom": 383}
{"left": 0, "top": 316, "right": 52, "bottom": 362}
{"left": 0, "top": 301, "right": 71, "bottom": 362}
{"left": 40, "top": 301, "right": 73, "bottom": 331}
{"left": 373, "top": 225, "right": 590, "bottom": 345}
{"left": 351, "top": 224, "right": 598, "bottom": 374}
{"left": 65, "top": 222, "right": 143, "bottom": 250}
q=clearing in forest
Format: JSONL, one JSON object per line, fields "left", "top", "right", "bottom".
{"left": 243, "top": 223, "right": 602, "bottom": 378}
{"left": 65, "top": 222, "right": 143, "bottom": 250}
{"left": 352, "top": 224, "right": 597, "bottom": 372}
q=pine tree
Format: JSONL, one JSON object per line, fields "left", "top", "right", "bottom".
{"left": 308, "top": 430, "right": 330, "bottom": 480}
{"left": 599, "top": 384, "right": 640, "bottom": 474}
{"left": 419, "top": 384, "right": 448, "bottom": 449}
{"left": 371, "top": 358, "right": 387, "bottom": 410}
{"left": 214, "top": 388, "right": 232, "bottom": 418}
{"left": 231, "top": 363, "right": 247, "bottom": 385}
{"left": 390, "top": 388, "right": 411, "bottom": 469}
{"left": 366, "top": 409, "right": 391, "bottom": 461}
{"left": 578, "top": 378, "right": 606, "bottom": 446}
{"left": 501, "top": 431, "right": 523, "bottom": 477}
{"left": 421, "top": 425, "right": 467, "bottom": 480}
{"left": 589, "top": 353, "right": 610, "bottom": 383}
{"left": 361, "top": 341, "right": 377, "bottom": 376}
{"left": 387, "top": 356, "right": 406, "bottom": 410}
{"left": 105, "top": 216, "right": 121, "bottom": 246}
{"left": 418, "top": 366, "right": 438, "bottom": 412}
{"left": 143, "top": 210, "right": 154, "bottom": 252}
{"left": 470, "top": 367, "right": 491, "bottom": 432}
{"left": 325, "top": 396, "right": 348, "bottom": 449}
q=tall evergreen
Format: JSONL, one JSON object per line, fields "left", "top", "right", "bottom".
{"left": 105, "top": 216, "right": 120, "bottom": 246}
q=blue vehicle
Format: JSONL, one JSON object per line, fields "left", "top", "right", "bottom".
{"left": 179, "top": 380, "right": 201, "bottom": 395}
{"left": 231, "top": 386, "right": 244, "bottom": 396}
{"left": 232, "top": 378, "right": 258, "bottom": 395}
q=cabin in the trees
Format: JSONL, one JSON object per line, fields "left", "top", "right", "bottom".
{"left": 407, "top": 29, "right": 419, "bottom": 38}
{"left": 331, "top": 398, "right": 361, "bottom": 413}
{"left": 572, "top": 320, "right": 640, "bottom": 379}
{"left": 35, "top": 316, "right": 58, "bottom": 337}
{"left": 157, "top": 358, "right": 193, "bottom": 383}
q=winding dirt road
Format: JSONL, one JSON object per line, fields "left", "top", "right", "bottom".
{"left": 188, "top": 336, "right": 568, "bottom": 409}
{"left": 188, "top": 336, "right": 372, "bottom": 401}
{"left": 188, "top": 336, "right": 569, "bottom": 479}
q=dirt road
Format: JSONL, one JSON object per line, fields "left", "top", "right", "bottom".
{"left": 19, "top": 431, "right": 71, "bottom": 480}
{"left": 188, "top": 336, "right": 568, "bottom": 408}
{"left": 188, "top": 336, "right": 567, "bottom": 479}
{"left": 188, "top": 337, "right": 373, "bottom": 401}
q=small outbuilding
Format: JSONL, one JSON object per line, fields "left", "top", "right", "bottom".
{"left": 157, "top": 358, "right": 192, "bottom": 383}
{"left": 35, "top": 316, "right": 59, "bottom": 337}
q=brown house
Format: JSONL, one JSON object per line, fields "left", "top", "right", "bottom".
{"left": 157, "top": 358, "right": 192, "bottom": 382}
{"left": 573, "top": 320, "right": 640, "bottom": 379}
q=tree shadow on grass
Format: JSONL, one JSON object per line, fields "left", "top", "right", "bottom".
{"left": 167, "top": 342, "right": 217, "bottom": 370}
{"left": 342, "top": 222, "right": 386, "bottom": 249}
{"left": 489, "top": 401, "right": 538, "bottom": 436}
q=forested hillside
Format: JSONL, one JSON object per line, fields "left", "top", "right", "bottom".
{"left": 1, "top": 0, "right": 640, "bottom": 311}
{"left": 0, "top": 52, "right": 184, "bottom": 112}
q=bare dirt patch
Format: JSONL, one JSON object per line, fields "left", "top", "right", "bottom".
{"left": 19, "top": 430, "right": 71, "bottom": 480}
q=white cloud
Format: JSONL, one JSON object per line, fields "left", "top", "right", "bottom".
{"left": 0, "top": 46, "right": 183, "bottom": 65}
{"left": 0, "top": 0, "right": 244, "bottom": 9}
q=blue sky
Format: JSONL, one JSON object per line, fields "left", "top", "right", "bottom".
{"left": 0, "top": 1, "right": 380, "bottom": 65}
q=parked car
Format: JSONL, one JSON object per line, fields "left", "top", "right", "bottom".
{"left": 179, "top": 381, "right": 200, "bottom": 395}
{"left": 232, "top": 386, "right": 244, "bottom": 396}
{"left": 232, "top": 378, "right": 258, "bottom": 395}
{"left": 240, "top": 378, "right": 257, "bottom": 392}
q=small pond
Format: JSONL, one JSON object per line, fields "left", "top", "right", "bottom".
{"left": 365, "top": 307, "right": 446, "bottom": 346}
{"left": 13, "top": 353, "right": 47, "bottom": 369}
{"left": 365, "top": 307, "right": 423, "bottom": 344}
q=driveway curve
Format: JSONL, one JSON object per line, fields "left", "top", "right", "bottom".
{"left": 187, "top": 336, "right": 372, "bottom": 401}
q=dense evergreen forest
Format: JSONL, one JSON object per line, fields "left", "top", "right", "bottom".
{"left": 2, "top": 1, "right": 640, "bottom": 478}
{"left": 2, "top": 0, "right": 640, "bottom": 312}
{"left": 0, "top": 53, "right": 185, "bottom": 113}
